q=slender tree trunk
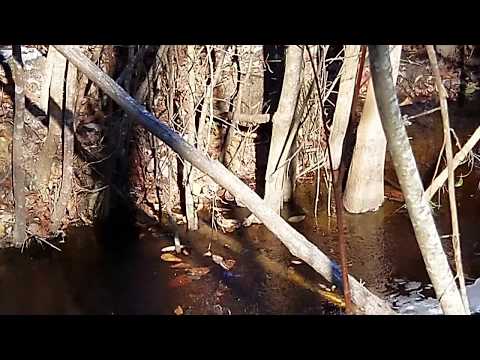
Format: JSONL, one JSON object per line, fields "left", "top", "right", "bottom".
{"left": 54, "top": 45, "right": 395, "bottom": 314}
{"left": 50, "top": 62, "right": 77, "bottom": 232}
{"left": 329, "top": 45, "right": 361, "bottom": 170}
{"left": 39, "top": 46, "right": 55, "bottom": 115}
{"left": 197, "top": 45, "right": 228, "bottom": 153}
{"left": 343, "top": 45, "right": 402, "bottom": 213}
{"left": 183, "top": 45, "right": 198, "bottom": 230}
{"left": 426, "top": 45, "right": 469, "bottom": 313}
{"left": 136, "top": 45, "right": 168, "bottom": 103}
{"left": 263, "top": 45, "right": 304, "bottom": 214}
{"left": 36, "top": 47, "right": 66, "bottom": 193}
{"left": 11, "top": 46, "right": 26, "bottom": 246}
{"left": 368, "top": 45, "right": 466, "bottom": 315}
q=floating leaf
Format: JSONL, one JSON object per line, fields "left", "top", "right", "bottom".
{"left": 161, "top": 253, "right": 183, "bottom": 262}
{"left": 170, "top": 262, "right": 191, "bottom": 269}
{"left": 455, "top": 177, "right": 464, "bottom": 188}
{"left": 174, "top": 306, "right": 184, "bottom": 315}
{"left": 187, "top": 267, "right": 210, "bottom": 277}
{"left": 287, "top": 215, "right": 306, "bottom": 223}
{"left": 161, "top": 245, "right": 185, "bottom": 253}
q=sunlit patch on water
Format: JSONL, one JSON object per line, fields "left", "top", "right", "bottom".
{"left": 387, "top": 277, "right": 480, "bottom": 315}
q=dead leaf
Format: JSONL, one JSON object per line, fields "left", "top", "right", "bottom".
{"left": 287, "top": 215, "right": 306, "bottom": 223}
{"left": 161, "top": 253, "right": 183, "bottom": 262}
{"left": 187, "top": 267, "right": 210, "bottom": 277}
{"left": 170, "top": 262, "right": 191, "bottom": 269}
{"left": 174, "top": 306, "right": 184, "bottom": 315}
{"left": 161, "top": 245, "right": 185, "bottom": 253}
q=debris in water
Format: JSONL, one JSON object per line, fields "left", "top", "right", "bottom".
{"left": 222, "top": 271, "right": 242, "bottom": 280}
{"left": 174, "top": 306, "right": 184, "bottom": 315}
{"left": 287, "top": 215, "right": 306, "bottom": 223}
{"left": 170, "top": 262, "right": 191, "bottom": 269}
{"left": 161, "top": 245, "right": 186, "bottom": 253}
{"left": 186, "top": 267, "right": 210, "bottom": 277}
{"left": 161, "top": 253, "right": 183, "bottom": 262}
{"left": 404, "top": 281, "right": 422, "bottom": 291}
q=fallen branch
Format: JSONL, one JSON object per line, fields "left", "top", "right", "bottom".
{"left": 424, "top": 125, "right": 480, "bottom": 200}
{"left": 54, "top": 45, "right": 395, "bottom": 315}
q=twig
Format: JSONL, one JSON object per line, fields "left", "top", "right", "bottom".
{"left": 405, "top": 106, "right": 440, "bottom": 121}
{"left": 426, "top": 45, "right": 469, "bottom": 313}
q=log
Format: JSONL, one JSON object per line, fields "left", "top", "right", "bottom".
{"left": 53, "top": 45, "right": 395, "bottom": 315}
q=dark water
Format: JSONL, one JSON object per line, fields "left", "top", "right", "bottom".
{"left": 1, "top": 99, "right": 480, "bottom": 315}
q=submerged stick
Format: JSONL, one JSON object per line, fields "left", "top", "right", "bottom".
{"left": 54, "top": 45, "right": 395, "bottom": 315}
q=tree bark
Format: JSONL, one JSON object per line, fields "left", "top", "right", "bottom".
{"left": 329, "top": 45, "right": 361, "bottom": 170}
{"left": 263, "top": 45, "right": 304, "bottom": 214}
{"left": 343, "top": 45, "right": 402, "bottom": 213}
{"left": 11, "top": 46, "right": 26, "bottom": 246}
{"left": 54, "top": 45, "right": 395, "bottom": 315}
{"left": 50, "top": 62, "right": 77, "bottom": 232}
{"left": 36, "top": 47, "right": 66, "bottom": 193}
{"left": 368, "top": 45, "right": 466, "bottom": 315}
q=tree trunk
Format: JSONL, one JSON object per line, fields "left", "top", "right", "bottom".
{"left": 36, "top": 47, "right": 66, "bottom": 193}
{"left": 54, "top": 45, "right": 395, "bottom": 314}
{"left": 50, "top": 62, "right": 77, "bottom": 232}
{"left": 329, "top": 45, "right": 361, "bottom": 170}
{"left": 39, "top": 46, "right": 55, "bottom": 115}
{"left": 343, "top": 45, "right": 402, "bottom": 213}
{"left": 368, "top": 45, "right": 466, "bottom": 315}
{"left": 182, "top": 45, "right": 199, "bottom": 230}
{"left": 11, "top": 46, "right": 26, "bottom": 246}
{"left": 263, "top": 45, "right": 304, "bottom": 214}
